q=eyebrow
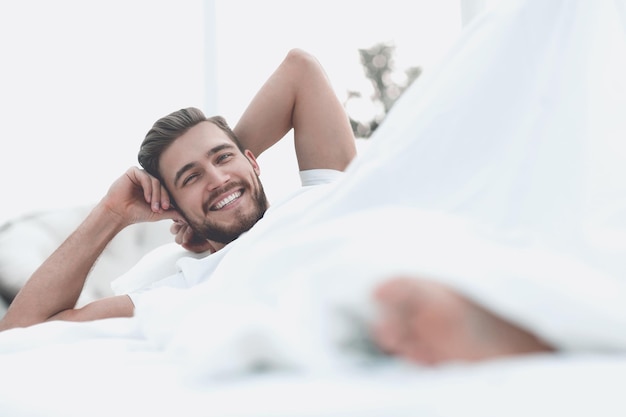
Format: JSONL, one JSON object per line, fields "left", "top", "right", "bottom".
{"left": 173, "top": 143, "right": 236, "bottom": 188}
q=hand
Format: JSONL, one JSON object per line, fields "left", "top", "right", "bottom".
{"left": 170, "top": 220, "right": 216, "bottom": 253}
{"left": 101, "top": 167, "right": 182, "bottom": 226}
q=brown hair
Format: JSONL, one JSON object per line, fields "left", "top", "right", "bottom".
{"left": 138, "top": 107, "right": 244, "bottom": 180}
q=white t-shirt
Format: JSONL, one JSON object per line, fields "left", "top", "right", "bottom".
{"left": 113, "top": 169, "right": 343, "bottom": 304}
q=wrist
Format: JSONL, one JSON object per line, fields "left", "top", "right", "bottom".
{"left": 90, "top": 201, "right": 129, "bottom": 237}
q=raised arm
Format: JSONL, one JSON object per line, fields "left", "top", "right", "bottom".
{"left": 0, "top": 167, "right": 179, "bottom": 331}
{"left": 234, "top": 48, "right": 357, "bottom": 171}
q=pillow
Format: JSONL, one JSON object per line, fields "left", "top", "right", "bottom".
{"left": 0, "top": 205, "right": 173, "bottom": 306}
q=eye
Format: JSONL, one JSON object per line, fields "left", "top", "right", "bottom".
{"left": 216, "top": 152, "right": 233, "bottom": 164}
{"left": 182, "top": 173, "right": 199, "bottom": 186}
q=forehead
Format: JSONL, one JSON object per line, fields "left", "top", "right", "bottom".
{"left": 159, "top": 121, "right": 234, "bottom": 181}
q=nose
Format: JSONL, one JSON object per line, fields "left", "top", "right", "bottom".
{"left": 204, "top": 165, "right": 231, "bottom": 191}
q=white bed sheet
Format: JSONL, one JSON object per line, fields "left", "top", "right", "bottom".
{"left": 0, "top": 319, "right": 623, "bottom": 417}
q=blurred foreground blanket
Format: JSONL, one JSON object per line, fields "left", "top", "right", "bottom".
{"left": 1, "top": 0, "right": 626, "bottom": 381}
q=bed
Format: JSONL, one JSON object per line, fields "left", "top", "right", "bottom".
{"left": 1, "top": 0, "right": 626, "bottom": 415}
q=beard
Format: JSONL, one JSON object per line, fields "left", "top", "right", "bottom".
{"left": 184, "top": 175, "right": 269, "bottom": 245}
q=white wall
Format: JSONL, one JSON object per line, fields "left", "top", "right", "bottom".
{"left": 0, "top": 0, "right": 208, "bottom": 222}
{"left": 0, "top": 0, "right": 463, "bottom": 223}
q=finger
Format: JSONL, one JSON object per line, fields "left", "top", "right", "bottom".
{"left": 173, "top": 222, "right": 192, "bottom": 245}
{"left": 182, "top": 237, "right": 215, "bottom": 254}
{"left": 182, "top": 224, "right": 195, "bottom": 244}
{"left": 148, "top": 176, "right": 162, "bottom": 212}
{"left": 159, "top": 183, "right": 172, "bottom": 211}
{"left": 173, "top": 223, "right": 190, "bottom": 245}
{"left": 170, "top": 221, "right": 183, "bottom": 235}
{"left": 128, "top": 167, "right": 166, "bottom": 212}
{"left": 128, "top": 167, "right": 158, "bottom": 208}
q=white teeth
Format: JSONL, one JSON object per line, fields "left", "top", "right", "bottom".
{"left": 213, "top": 191, "right": 241, "bottom": 210}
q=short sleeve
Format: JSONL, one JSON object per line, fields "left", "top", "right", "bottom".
{"left": 299, "top": 169, "right": 343, "bottom": 186}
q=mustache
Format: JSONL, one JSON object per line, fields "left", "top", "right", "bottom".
{"left": 202, "top": 181, "right": 245, "bottom": 213}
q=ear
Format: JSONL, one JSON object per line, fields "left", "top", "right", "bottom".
{"left": 244, "top": 149, "right": 261, "bottom": 176}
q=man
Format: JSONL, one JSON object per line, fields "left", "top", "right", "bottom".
{"left": 0, "top": 48, "right": 356, "bottom": 329}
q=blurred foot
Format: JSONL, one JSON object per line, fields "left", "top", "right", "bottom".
{"left": 372, "top": 277, "right": 553, "bottom": 365}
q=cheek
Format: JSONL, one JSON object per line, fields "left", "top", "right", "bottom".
{"left": 172, "top": 191, "right": 201, "bottom": 214}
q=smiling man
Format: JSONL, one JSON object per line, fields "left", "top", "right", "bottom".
{"left": 0, "top": 48, "right": 356, "bottom": 328}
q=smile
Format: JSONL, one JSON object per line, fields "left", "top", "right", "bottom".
{"left": 211, "top": 190, "right": 242, "bottom": 210}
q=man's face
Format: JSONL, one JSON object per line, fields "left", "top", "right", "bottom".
{"left": 159, "top": 121, "right": 269, "bottom": 244}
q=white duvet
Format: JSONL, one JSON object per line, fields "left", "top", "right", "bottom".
{"left": 2, "top": 0, "right": 626, "bottom": 415}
